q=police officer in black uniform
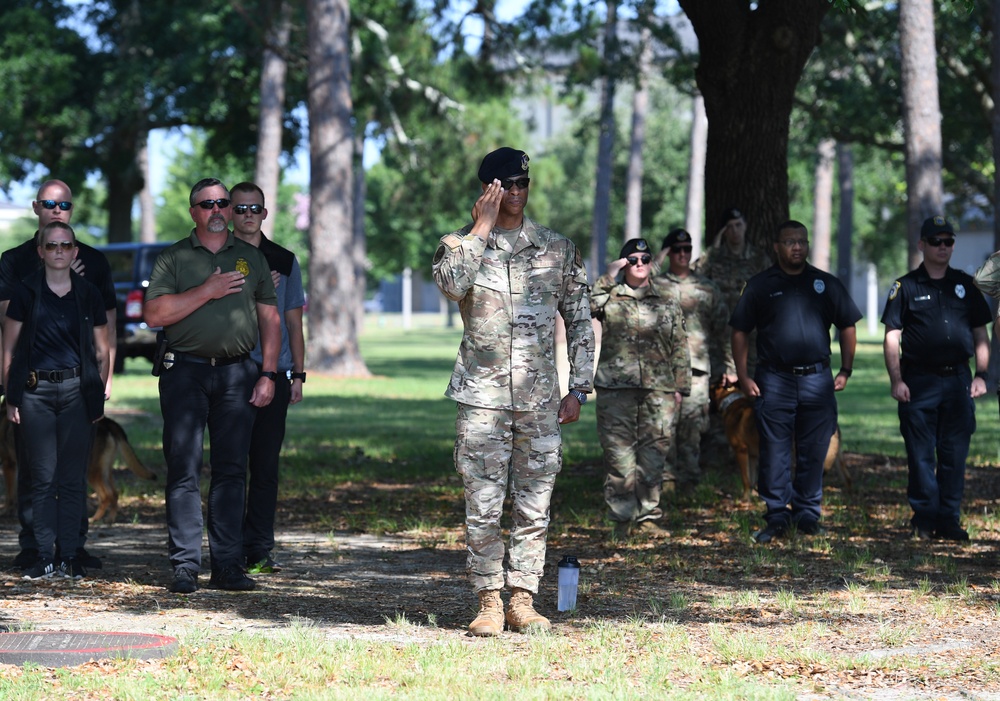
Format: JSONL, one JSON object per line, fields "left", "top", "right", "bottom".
{"left": 731, "top": 220, "right": 862, "bottom": 544}
{"left": 882, "top": 216, "right": 990, "bottom": 542}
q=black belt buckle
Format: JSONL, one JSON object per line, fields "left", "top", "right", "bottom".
{"left": 790, "top": 365, "right": 812, "bottom": 376}
{"left": 44, "top": 370, "right": 61, "bottom": 383}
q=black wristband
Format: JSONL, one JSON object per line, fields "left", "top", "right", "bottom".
{"left": 839, "top": 368, "right": 853, "bottom": 378}
{"left": 976, "top": 371, "right": 988, "bottom": 381}
{"left": 290, "top": 372, "right": 306, "bottom": 383}
{"left": 259, "top": 371, "right": 278, "bottom": 381}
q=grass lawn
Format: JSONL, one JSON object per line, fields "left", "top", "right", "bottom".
{"left": 3, "top": 314, "right": 999, "bottom": 699}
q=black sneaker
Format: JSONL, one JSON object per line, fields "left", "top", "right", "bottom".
{"left": 74, "top": 548, "right": 103, "bottom": 570}
{"left": 795, "top": 520, "right": 827, "bottom": 536}
{"left": 210, "top": 565, "right": 256, "bottom": 591}
{"left": 169, "top": 568, "right": 199, "bottom": 594}
{"left": 246, "top": 554, "right": 283, "bottom": 574}
{"left": 58, "top": 559, "right": 86, "bottom": 580}
{"left": 22, "top": 559, "right": 57, "bottom": 580}
{"left": 753, "top": 521, "right": 787, "bottom": 544}
{"left": 934, "top": 524, "right": 970, "bottom": 541}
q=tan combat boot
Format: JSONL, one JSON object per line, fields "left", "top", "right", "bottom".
{"left": 468, "top": 589, "right": 504, "bottom": 637}
{"left": 506, "top": 587, "right": 551, "bottom": 633}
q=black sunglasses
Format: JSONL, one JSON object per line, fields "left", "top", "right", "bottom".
{"left": 193, "top": 198, "right": 231, "bottom": 210}
{"left": 670, "top": 245, "right": 693, "bottom": 254}
{"left": 233, "top": 204, "right": 264, "bottom": 215}
{"left": 501, "top": 177, "right": 530, "bottom": 190}
{"left": 626, "top": 255, "right": 652, "bottom": 266}
{"left": 43, "top": 241, "right": 76, "bottom": 251}
{"left": 926, "top": 236, "right": 954, "bottom": 247}
{"left": 37, "top": 200, "right": 73, "bottom": 211}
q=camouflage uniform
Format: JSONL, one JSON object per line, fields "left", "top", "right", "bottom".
{"left": 692, "top": 240, "right": 770, "bottom": 469}
{"left": 590, "top": 272, "right": 690, "bottom": 523}
{"left": 432, "top": 216, "right": 594, "bottom": 594}
{"left": 659, "top": 270, "right": 732, "bottom": 486}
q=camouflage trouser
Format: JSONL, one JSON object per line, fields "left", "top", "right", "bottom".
{"left": 674, "top": 372, "right": 710, "bottom": 486}
{"left": 454, "top": 403, "right": 562, "bottom": 594}
{"left": 596, "top": 388, "right": 678, "bottom": 523}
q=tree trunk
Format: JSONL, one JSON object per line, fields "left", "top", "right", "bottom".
{"left": 624, "top": 22, "right": 651, "bottom": 244}
{"left": 678, "top": 0, "right": 828, "bottom": 247}
{"left": 836, "top": 143, "right": 854, "bottom": 294}
{"left": 106, "top": 129, "right": 142, "bottom": 243}
{"left": 899, "top": 0, "right": 944, "bottom": 270}
{"left": 306, "top": 0, "right": 369, "bottom": 376}
{"left": 812, "top": 138, "right": 836, "bottom": 272}
{"left": 353, "top": 131, "right": 367, "bottom": 337}
{"left": 589, "top": 0, "right": 617, "bottom": 278}
{"left": 255, "top": 0, "right": 291, "bottom": 216}
{"left": 686, "top": 92, "right": 707, "bottom": 259}
{"left": 138, "top": 133, "right": 157, "bottom": 243}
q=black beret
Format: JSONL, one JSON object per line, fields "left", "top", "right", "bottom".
{"left": 920, "top": 215, "right": 955, "bottom": 239}
{"left": 619, "top": 238, "right": 651, "bottom": 259}
{"left": 719, "top": 207, "right": 744, "bottom": 230}
{"left": 478, "top": 148, "right": 529, "bottom": 183}
{"left": 661, "top": 228, "right": 692, "bottom": 251}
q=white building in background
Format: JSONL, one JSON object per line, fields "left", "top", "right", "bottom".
{"left": 0, "top": 201, "right": 25, "bottom": 232}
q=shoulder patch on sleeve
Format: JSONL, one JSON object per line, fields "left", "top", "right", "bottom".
{"left": 888, "top": 280, "right": 901, "bottom": 301}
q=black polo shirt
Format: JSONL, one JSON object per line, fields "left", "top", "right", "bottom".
{"left": 0, "top": 236, "right": 116, "bottom": 310}
{"left": 881, "top": 264, "right": 992, "bottom": 366}
{"left": 730, "top": 263, "right": 862, "bottom": 367}
{"left": 6, "top": 278, "right": 108, "bottom": 370}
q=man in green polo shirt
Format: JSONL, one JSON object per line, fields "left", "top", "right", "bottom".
{"left": 145, "top": 177, "right": 280, "bottom": 594}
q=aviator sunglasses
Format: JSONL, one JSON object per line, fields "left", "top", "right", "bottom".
{"left": 43, "top": 241, "right": 76, "bottom": 251}
{"left": 233, "top": 204, "right": 264, "bottom": 215}
{"left": 627, "top": 255, "right": 652, "bottom": 266}
{"left": 501, "top": 177, "right": 530, "bottom": 190}
{"left": 670, "top": 245, "right": 693, "bottom": 254}
{"left": 193, "top": 198, "right": 231, "bottom": 210}
{"left": 37, "top": 200, "right": 73, "bottom": 211}
{"left": 925, "top": 236, "right": 954, "bottom": 247}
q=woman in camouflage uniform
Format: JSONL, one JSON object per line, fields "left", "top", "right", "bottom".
{"left": 591, "top": 239, "right": 691, "bottom": 536}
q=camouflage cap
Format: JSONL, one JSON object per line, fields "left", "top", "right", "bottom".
{"left": 920, "top": 215, "right": 955, "bottom": 239}
{"left": 619, "top": 238, "right": 651, "bottom": 259}
{"left": 478, "top": 147, "right": 529, "bottom": 183}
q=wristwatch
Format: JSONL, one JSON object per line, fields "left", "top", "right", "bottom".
{"left": 291, "top": 372, "right": 307, "bottom": 383}
{"left": 569, "top": 389, "right": 588, "bottom": 404}
{"left": 259, "top": 371, "right": 278, "bottom": 381}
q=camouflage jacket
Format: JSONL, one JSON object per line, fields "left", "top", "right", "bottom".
{"left": 432, "top": 216, "right": 595, "bottom": 412}
{"left": 658, "top": 270, "right": 734, "bottom": 379}
{"left": 590, "top": 272, "right": 691, "bottom": 394}
{"left": 692, "top": 241, "right": 771, "bottom": 314}
{"left": 974, "top": 252, "right": 1000, "bottom": 306}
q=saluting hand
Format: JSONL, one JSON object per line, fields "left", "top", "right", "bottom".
{"left": 203, "top": 267, "right": 245, "bottom": 299}
{"left": 470, "top": 180, "right": 504, "bottom": 239}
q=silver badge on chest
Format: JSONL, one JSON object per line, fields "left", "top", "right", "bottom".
{"left": 813, "top": 279, "right": 826, "bottom": 294}
{"left": 955, "top": 284, "right": 966, "bottom": 299}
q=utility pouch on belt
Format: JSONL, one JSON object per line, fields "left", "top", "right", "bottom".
{"left": 151, "top": 331, "right": 169, "bottom": 377}
{"left": 25, "top": 371, "right": 37, "bottom": 391}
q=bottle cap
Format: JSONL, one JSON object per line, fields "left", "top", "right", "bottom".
{"left": 557, "top": 555, "right": 580, "bottom": 568}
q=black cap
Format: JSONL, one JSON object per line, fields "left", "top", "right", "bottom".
{"left": 619, "top": 238, "right": 651, "bottom": 259}
{"left": 662, "top": 228, "right": 692, "bottom": 251}
{"left": 478, "top": 147, "right": 529, "bottom": 183}
{"left": 920, "top": 215, "right": 955, "bottom": 239}
{"left": 719, "top": 207, "right": 744, "bottom": 229}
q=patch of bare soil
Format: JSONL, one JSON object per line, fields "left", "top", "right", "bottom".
{"left": 1, "top": 452, "right": 1000, "bottom": 700}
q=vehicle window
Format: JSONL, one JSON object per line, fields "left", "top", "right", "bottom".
{"left": 106, "top": 251, "right": 136, "bottom": 285}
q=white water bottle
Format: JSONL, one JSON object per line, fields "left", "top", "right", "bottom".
{"left": 557, "top": 556, "right": 580, "bottom": 611}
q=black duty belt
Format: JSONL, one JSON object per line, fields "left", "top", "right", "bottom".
{"left": 907, "top": 363, "right": 960, "bottom": 377}
{"left": 170, "top": 352, "right": 249, "bottom": 367}
{"left": 773, "top": 359, "right": 830, "bottom": 376}
{"left": 34, "top": 366, "right": 82, "bottom": 383}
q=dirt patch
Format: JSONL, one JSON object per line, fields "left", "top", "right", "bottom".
{"left": 1, "top": 452, "right": 1000, "bottom": 699}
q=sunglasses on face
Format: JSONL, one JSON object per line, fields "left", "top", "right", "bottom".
{"left": 233, "top": 204, "right": 264, "bottom": 215}
{"left": 38, "top": 200, "right": 73, "bottom": 211}
{"left": 926, "top": 236, "right": 954, "bottom": 247}
{"left": 626, "top": 255, "right": 652, "bottom": 266}
{"left": 501, "top": 177, "right": 530, "bottom": 190}
{"left": 670, "top": 245, "right": 693, "bottom": 254}
{"left": 43, "top": 241, "right": 76, "bottom": 251}
{"left": 193, "top": 198, "right": 231, "bottom": 210}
